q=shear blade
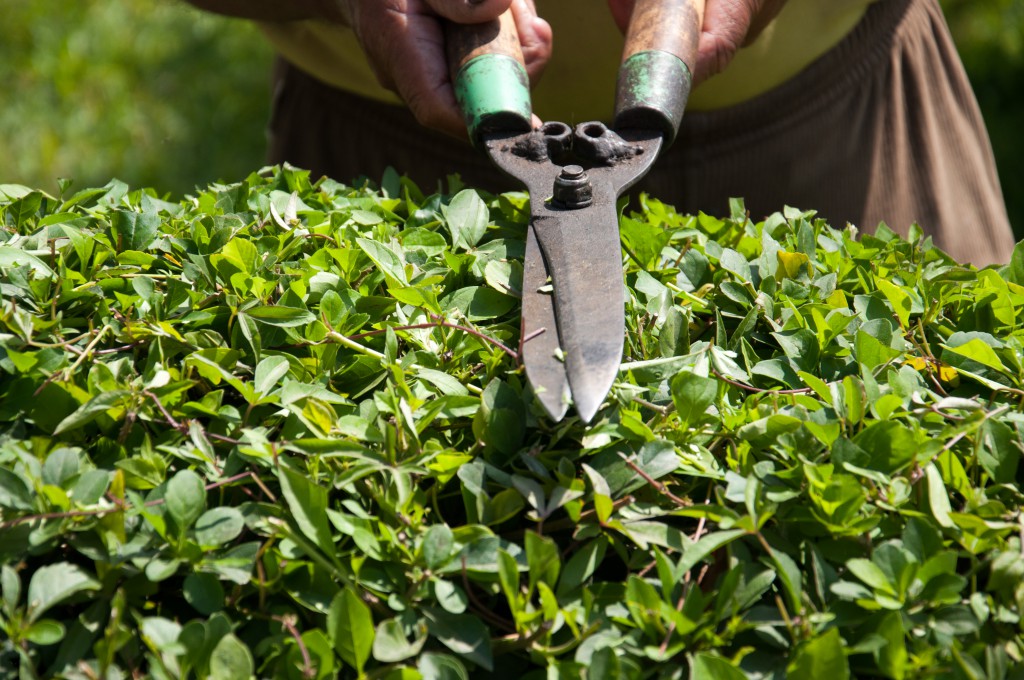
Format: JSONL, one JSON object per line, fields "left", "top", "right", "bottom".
{"left": 521, "top": 223, "right": 570, "bottom": 421}
{"left": 482, "top": 126, "right": 663, "bottom": 424}
{"left": 532, "top": 197, "right": 625, "bottom": 424}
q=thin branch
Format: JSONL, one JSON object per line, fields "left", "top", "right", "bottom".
{"left": 632, "top": 396, "right": 673, "bottom": 416}
{"left": 658, "top": 497, "right": 713, "bottom": 655}
{"left": 618, "top": 453, "right": 690, "bottom": 507}
{"left": 461, "top": 556, "right": 516, "bottom": 634}
{"left": 520, "top": 327, "right": 547, "bottom": 345}
{"left": 275, "top": 614, "right": 314, "bottom": 679}
{"left": 145, "top": 390, "right": 187, "bottom": 434}
{"left": 711, "top": 368, "right": 814, "bottom": 396}
{"left": 347, "top": 318, "right": 518, "bottom": 361}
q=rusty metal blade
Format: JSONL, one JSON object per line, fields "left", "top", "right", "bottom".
{"left": 521, "top": 223, "right": 570, "bottom": 420}
{"left": 483, "top": 126, "right": 662, "bottom": 423}
{"left": 532, "top": 186, "right": 624, "bottom": 424}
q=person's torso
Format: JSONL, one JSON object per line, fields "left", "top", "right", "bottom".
{"left": 260, "top": 0, "right": 878, "bottom": 122}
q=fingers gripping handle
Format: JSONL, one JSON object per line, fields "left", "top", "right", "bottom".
{"left": 614, "top": 0, "right": 706, "bottom": 145}
{"left": 446, "top": 11, "right": 533, "bottom": 144}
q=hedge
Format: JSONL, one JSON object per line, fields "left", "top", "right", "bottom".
{"left": 1, "top": 166, "right": 1024, "bottom": 679}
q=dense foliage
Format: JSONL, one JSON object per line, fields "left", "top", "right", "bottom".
{"left": 1, "top": 0, "right": 270, "bottom": 196}
{"left": 3, "top": 167, "right": 1024, "bottom": 679}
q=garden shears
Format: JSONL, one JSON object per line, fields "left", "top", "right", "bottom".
{"left": 447, "top": 0, "right": 705, "bottom": 423}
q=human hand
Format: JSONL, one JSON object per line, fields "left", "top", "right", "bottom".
{"left": 342, "top": 0, "right": 552, "bottom": 138}
{"left": 607, "top": 0, "right": 788, "bottom": 85}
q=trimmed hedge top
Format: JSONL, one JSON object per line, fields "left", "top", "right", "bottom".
{"left": 1, "top": 166, "right": 1024, "bottom": 679}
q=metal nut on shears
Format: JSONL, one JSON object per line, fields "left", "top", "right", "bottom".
{"left": 552, "top": 165, "right": 593, "bottom": 209}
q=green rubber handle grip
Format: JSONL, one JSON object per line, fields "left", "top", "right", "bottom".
{"left": 614, "top": 50, "right": 692, "bottom": 144}
{"left": 613, "top": 0, "right": 705, "bottom": 146}
{"left": 454, "top": 54, "right": 532, "bottom": 143}
{"left": 446, "top": 12, "right": 533, "bottom": 144}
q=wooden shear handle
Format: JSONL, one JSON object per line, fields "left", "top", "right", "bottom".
{"left": 445, "top": 11, "right": 533, "bottom": 144}
{"left": 615, "top": 0, "right": 706, "bottom": 144}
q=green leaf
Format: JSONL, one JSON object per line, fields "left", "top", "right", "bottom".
{"left": 676, "top": 529, "right": 745, "bottom": 578}
{"left": 590, "top": 440, "right": 679, "bottom": 496}
{"left": 0, "top": 246, "right": 54, "bottom": 277}
{"left": 373, "top": 617, "right": 427, "bottom": 663}
{"left": 446, "top": 190, "right": 489, "bottom": 249}
{"left": 497, "top": 549, "right": 521, "bottom": 616}
{"left": 53, "top": 390, "right": 131, "bottom": 435}
{"left": 590, "top": 646, "right": 621, "bottom": 680}
{"left": 209, "top": 633, "right": 254, "bottom": 680}
{"left": 113, "top": 207, "right": 159, "bottom": 251}
{"left": 183, "top": 572, "right": 225, "bottom": 615}
{"left": 525, "top": 531, "right": 561, "bottom": 592}
{"left": 737, "top": 414, "right": 802, "bottom": 446}
{"left": 770, "top": 549, "right": 804, "bottom": 614}
{"left": 874, "top": 611, "right": 908, "bottom": 679}
{"left": 942, "top": 337, "right": 1010, "bottom": 374}
{"left": 194, "top": 507, "right": 245, "bottom": 547}
{"left": 659, "top": 306, "right": 690, "bottom": 357}
{"left": 852, "top": 421, "right": 917, "bottom": 473}
{"left": 417, "top": 368, "right": 469, "bottom": 397}
{"left": 671, "top": 371, "right": 717, "bottom": 428}
{"left": 719, "top": 248, "right": 751, "bottom": 282}
{"left": 557, "top": 539, "right": 606, "bottom": 597}
{"left": 42, "top": 448, "right": 81, "bottom": 487}
{"left": 278, "top": 463, "right": 336, "bottom": 556}
{"left": 874, "top": 277, "right": 912, "bottom": 328}
{"left": 418, "top": 652, "right": 469, "bottom": 680}
{"left": 788, "top": 628, "right": 849, "bottom": 680}
{"left": 244, "top": 305, "right": 315, "bottom": 328}
{"left": 253, "top": 355, "right": 291, "bottom": 395}
{"left": 328, "top": 588, "right": 374, "bottom": 673}
{"left": 691, "top": 652, "right": 749, "bottom": 679}
{"left": 214, "top": 237, "right": 258, "bottom": 276}
{"left": 2, "top": 565, "right": 20, "bottom": 615}
{"left": 165, "top": 469, "right": 207, "bottom": 530}
{"left": 0, "top": 468, "right": 34, "bottom": 510}
{"left": 26, "top": 563, "right": 99, "bottom": 623}
{"left": 978, "top": 418, "right": 1022, "bottom": 484}
{"left": 925, "top": 463, "right": 955, "bottom": 529}
{"left": 473, "top": 379, "right": 524, "bottom": 456}
{"left": 442, "top": 286, "right": 517, "bottom": 322}
{"left": 357, "top": 237, "right": 408, "bottom": 286}
{"left": 846, "top": 559, "right": 894, "bottom": 594}
{"left": 423, "top": 608, "right": 493, "bottom": 671}
{"left": 1007, "top": 240, "right": 1024, "bottom": 285}
{"left": 423, "top": 525, "right": 456, "bottom": 570}
{"left": 855, "top": 320, "right": 902, "bottom": 369}
{"left": 24, "top": 619, "right": 66, "bottom": 646}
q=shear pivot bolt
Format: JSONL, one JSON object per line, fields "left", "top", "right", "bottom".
{"left": 553, "top": 165, "right": 593, "bottom": 209}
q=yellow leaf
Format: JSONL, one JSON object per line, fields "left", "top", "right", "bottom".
{"left": 777, "top": 250, "right": 811, "bottom": 280}
{"left": 905, "top": 357, "right": 929, "bottom": 371}
{"left": 827, "top": 289, "right": 848, "bottom": 309}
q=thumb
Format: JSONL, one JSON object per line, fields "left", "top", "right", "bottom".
{"left": 511, "top": 0, "right": 552, "bottom": 85}
{"left": 424, "top": 0, "right": 513, "bottom": 23}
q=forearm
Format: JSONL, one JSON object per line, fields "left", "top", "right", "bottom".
{"left": 180, "top": 0, "right": 348, "bottom": 23}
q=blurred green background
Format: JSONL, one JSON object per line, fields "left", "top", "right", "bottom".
{"left": 2, "top": 0, "right": 1022, "bottom": 235}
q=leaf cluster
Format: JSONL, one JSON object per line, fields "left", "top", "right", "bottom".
{"left": 2, "top": 167, "right": 1024, "bottom": 679}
